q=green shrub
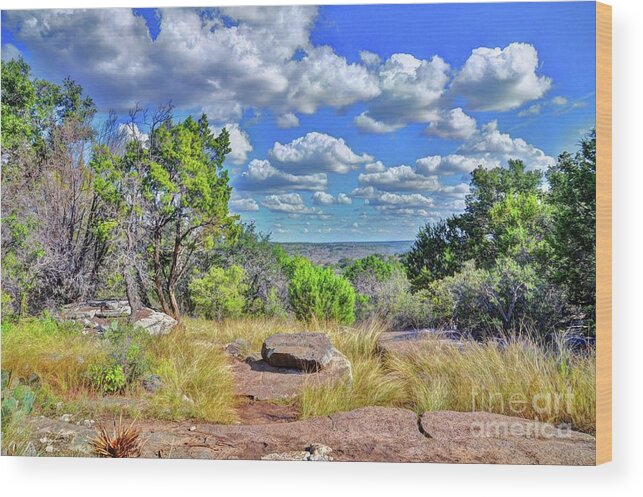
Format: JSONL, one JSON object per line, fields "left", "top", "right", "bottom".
{"left": 344, "top": 254, "right": 399, "bottom": 285}
{"left": 102, "top": 322, "right": 151, "bottom": 385}
{"left": 440, "top": 258, "right": 565, "bottom": 337}
{"left": 189, "top": 265, "right": 248, "bottom": 321}
{"left": 286, "top": 257, "right": 355, "bottom": 325}
{"left": 89, "top": 364, "right": 126, "bottom": 394}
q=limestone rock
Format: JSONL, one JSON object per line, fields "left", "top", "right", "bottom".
{"left": 262, "top": 333, "right": 333, "bottom": 371}
{"left": 131, "top": 308, "right": 177, "bottom": 336}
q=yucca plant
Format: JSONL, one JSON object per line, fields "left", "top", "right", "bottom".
{"left": 89, "top": 416, "right": 142, "bottom": 458}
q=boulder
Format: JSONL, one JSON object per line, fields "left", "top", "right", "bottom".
{"left": 233, "top": 347, "right": 352, "bottom": 401}
{"left": 262, "top": 333, "right": 333, "bottom": 371}
{"left": 131, "top": 308, "right": 177, "bottom": 336}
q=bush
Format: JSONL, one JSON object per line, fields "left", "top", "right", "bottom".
{"left": 351, "top": 267, "right": 433, "bottom": 329}
{"left": 209, "top": 223, "right": 291, "bottom": 317}
{"left": 189, "top": 265, "right": 248, "bottom": 321}
{"left": 344, "top": 254, "right": 399, "bottom": 286}
{"left": 89, "top": 364, "right": 126, "bottom": 394}
{"left": 101, "top": 322, "right": 152, "bottom": 386}
{"left": 439, "top": 258, "right": 565, "bottom": 337}
{"left": 286, "top": 257, "right": 355, "bottom": 325}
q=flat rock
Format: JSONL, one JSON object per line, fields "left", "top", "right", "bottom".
{"left": 262, "top": 333, "right": 333, "bottom": 371}
{"left": 60, "top": 301, "right": 176, "bottom": 336}
{"left": 24, "top": 407, "right": 595, "bottom": 464}
{"left": 131, "top": 308, "right": 177, "bottom": 336}
{"left": 233, "top": 347, "right": 352, "bottom": 401}
{"left": 377, "top": 329, "right": 464, "bottom": 356}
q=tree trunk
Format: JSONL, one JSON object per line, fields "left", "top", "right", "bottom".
{"left": 124, "top": 264, "right": 142, "bottom": 322}
{"left": 167, "top": 285, "right": 181, "bottom": 321}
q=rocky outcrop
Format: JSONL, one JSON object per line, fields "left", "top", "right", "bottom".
{"left": 262, "top": 333, "right": 333, "bottom": 371}
{"left": 25, "top": 407, "right": 595, "bottom": 464}
{"left": 59, "top": 300, "right": 176, "bottom": 336}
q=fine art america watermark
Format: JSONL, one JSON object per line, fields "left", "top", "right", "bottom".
{"left": 469, "top": 389, "right": 576, "bottom": 438}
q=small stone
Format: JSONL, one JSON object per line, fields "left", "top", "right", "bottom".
{"left": 45, "top": 445, "right": 55, "bottom": 453}
{"left": 142, "top": 374, "right": 163, "bottom": 393}
{"left": 261, "top": 450, "right": 311, "bottom": 461}
{"left": 182, "top": 394, "right": 194, "bottom": 404}
{"left": 189, "top": 426, "right": 196, "bottom": 432}
{"left": 60, "top": 413, "right": 73, "bottom": 423}
{"left": 24, "top": 442, "right": 38, "bottom": 457}
{"left": 224, "top": 338, "right": 250, "bottom": 359}
{"left": 307, "top": 443, "right": 333, "bottom": 461}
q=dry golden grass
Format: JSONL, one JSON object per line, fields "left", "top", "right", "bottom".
{"left": 1, "top": 318, "right": 107, "bottom": 396}
{"left": 386, "top": 335, "right": 596, "bottom": 433}
{"left": 144, "top": 328, "right": 237, "bottom": 423}
{"left": 2, "top": 316, "right": 596, "bottom": 433}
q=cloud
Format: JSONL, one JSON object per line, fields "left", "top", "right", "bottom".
{"left": 358, "top": 164, "right": 441, "bottom": 192}
{"left": 457, "top": 120, "right": 555, "bottom": 170}
{"left": 364, "top": 161, "right": 386, "bottom": 173}
{"left": 269, "top": 132, "right": 373, "bottom": 174}
{"left": 2, "top": 7, "right": 379, "bottom": 120}
{"left": 354, "top": 113, "right": 404, "bottom": 134}
{"left": 284, "top": 46, "right": 380, "bottom": 115}
{"left": 118, "top": 122, "right": 149, "bottom": 145}
{"left": 551, "top": 96, "right": 568, "bottom": 106}
{"left": 211, "top": 123, "right": 253, "bottom": 165}
{"left": 354, "top": 53, "right": 450, "bottom": 132}
{"left": 230, "top": 197, "right": 259, "bottom": 212}
{"left": 350, "top": 186, "right": 378, "bottom": 199}
{"left": 368, "top": 192, "right": 434, "bottom": 209}
{"left": 261, "top": 192, "right": 320, "bottom": 214}
{"left": 236, "top": 159, "right": 327, "bottom": 192}
{"left": 424, "top": 108, "right": 477, "bottom": 140}
{"left": 452, "top": 43, "right": 552, "bottom": 111}
{"left": 415, "top": 154, "right": 491, "bottom": 176}
{"left": 312, "top": 191, "right": 352, "bottom": 205}
{"left": 1, "top": 43, "right": 21, "bottom": 62}
{"left": 359, "top": 50, "right": 381, "bottom": 67}
{"left": 517, "top": 104, "right": 542, "bottom": 117}
{"left": 276, "top": 112, "right": 300, "bottom": 128}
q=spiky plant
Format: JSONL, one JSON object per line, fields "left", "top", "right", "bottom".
{"left": 89, "top": 416, "right": 142, "bottom": 458}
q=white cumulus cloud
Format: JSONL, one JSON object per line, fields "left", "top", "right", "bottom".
{"left": 452, "top": 42, "right": 552, "bottom": 111}
{"left": 269, "top": 132, "right": 373, "bottom": 174}
{"left": 236, "top": 159, "right": 327, "bottom": 192}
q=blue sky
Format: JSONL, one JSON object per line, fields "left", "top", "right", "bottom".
{"left": 1, "top": 3, "right": 596, "bottom": 242}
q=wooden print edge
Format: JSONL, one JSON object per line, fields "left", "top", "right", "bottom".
{"left": 595, "top": 1, "right": 612, "bottom": 465}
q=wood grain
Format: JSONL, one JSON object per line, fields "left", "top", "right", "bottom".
{"left": 595, "top": 1, "right": 612, "bottom": 465}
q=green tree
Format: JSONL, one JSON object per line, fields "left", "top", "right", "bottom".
{"left": 547, "top": 130, "right": 596, "bottom": 319}
{"left": 404, "top": 160, "right": 546, "bottom": 289}
{"left": 91, "top": 113, "right": 238, "bottom": 320}
{"left": 460, "top": 160, "right": 545, "bottom": 267}
{"left": 189, "top": 265, "right": 247, "bottom": 321}
{"left": 403, "top": 217, "right": 465, "bottom": 290}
